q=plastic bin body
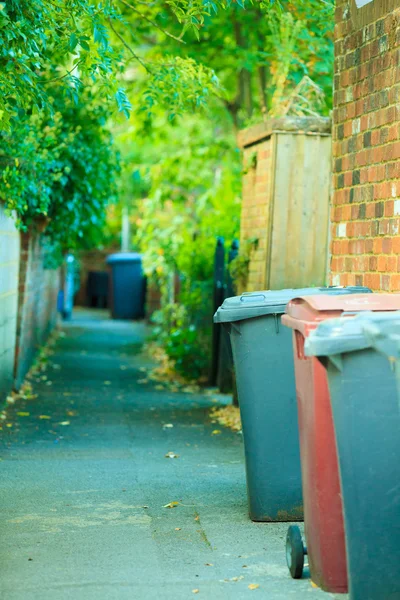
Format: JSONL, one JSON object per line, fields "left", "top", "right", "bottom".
{"left": 305, "top": 313, "right": 400, "bottom": 600}
{"left": 214, "top": 286, "right": 370, "bottom": 523}
{"left": 107, "top": 253, "right": 145, "bottom": 320}
{"left": 282, "top": 294, "right": 400, "bottom": 593}
{"left": 228, "top": 313, "right": 302, "bottom": 522}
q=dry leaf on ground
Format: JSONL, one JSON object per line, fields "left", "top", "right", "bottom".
{"left": 210, "top": 405, "right": 242, "bottom": 432}
{"left": 163, "top": 501, "right": 180, "bottom": 509}
{"left": 165, "top": 452, "right": 179, "bottom": 459}
{"left": 248, "top": 584, "right": 259, "bottom": 590}
{"left": 17, "top": 412, "right": 30, "bottom": 417}
{"left": 211, "top": 429, "right": 222, "bottom": 435}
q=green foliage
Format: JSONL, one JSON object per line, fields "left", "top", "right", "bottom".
{"left": 151, "top": 303, "right": 209, "bottom": 380}
{"left": 120, "top": 111, "right": 241, "bottom": 379}
{"left": 228, "top": 237, "right": 259, "bottom": 290}
{"left": 1, "top": 88, "right": 119, "bottom": 262}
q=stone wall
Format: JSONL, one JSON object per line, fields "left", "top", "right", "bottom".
{"left": 0, "top": 204, "right": 20, "bottom": 401}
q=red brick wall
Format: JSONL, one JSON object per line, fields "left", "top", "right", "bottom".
{"left": 14, "top": 232, "right": 59, "bottom": 389}
{"left": 331, "top": 0, "right": 400, "bottom": 290}
{"left": 240, "top": 137, "right": 273, "bottom": 291}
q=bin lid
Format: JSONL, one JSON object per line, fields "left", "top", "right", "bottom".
{"left": 362, "top": 313, "right": 400, "bottom": 359}
{"left": 305, "top": 311, "right": 400, "bottom": 357}
{"left": 285, "top": 293, "right": 400, "bottom": 324}
{"left": 106, "top": 252, "right": 142, "bottom": 264}
{"left": 213, "top": 286, "right": 371, "bottom": 323}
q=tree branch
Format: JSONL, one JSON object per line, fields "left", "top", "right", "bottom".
{"left": 118, "top": 0, "right": 185, "bottom": 44}
{"left": 38, "top": 60, "right": 83, "bottom": 84}
{"left": 108, "top": 19, "right": 151, "bottom": 73}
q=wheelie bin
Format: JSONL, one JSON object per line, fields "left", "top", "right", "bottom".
{"left": 213, "top": 286, "right": 370, "bottom": 523}
{"left": 305, "top": 310, "right": 400, "bottom": 600}
{"left": 107, "top": 253, "right": 146, "bottom": 320}
{"left": 282, "top": 293, "right": 399, "bottom": 594}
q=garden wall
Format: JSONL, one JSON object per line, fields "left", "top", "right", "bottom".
{"left": 331, "top": 0, "right": 400, "bottom": 290}
{"left": 0, "top": 204, "right": 20, "bottom": 401}
{"left": 14, "top": 232, "right": 59, "bottom": 389}
{"left": 238, "top": 117, "right": 332, "bottom": 292}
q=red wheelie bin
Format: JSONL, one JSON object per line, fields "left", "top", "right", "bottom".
{"left": 281, "top": 293, "right": 400, "bottom": 593}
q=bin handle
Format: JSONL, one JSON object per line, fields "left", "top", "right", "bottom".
{"left": 240, "top": 293, "right": 267, "bottom": 302}
{"left": 295, "top": 330, "right": 305, "bottom": 360}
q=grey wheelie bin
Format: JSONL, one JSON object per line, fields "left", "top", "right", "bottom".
{"left": 305, "top": 307, "right": 400, "bottom": 600}
{"left": 213, "top": 286, "right": 371, "bottom": 522}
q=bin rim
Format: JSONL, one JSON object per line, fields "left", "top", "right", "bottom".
{"left": 362, "top": 313, "right": 400, "bottom": 359}
{"left": 305, "top": 311, "right": 400, "bottom": 357}
{"left": 106, "top": 252, "right": 142, "bottom": 264}
{"left": 213, "top": 286, "right": 372, "bottom": 324}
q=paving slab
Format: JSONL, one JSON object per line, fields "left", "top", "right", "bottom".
{"left": 0, "top": 309, "right": 347, "bottom": 600}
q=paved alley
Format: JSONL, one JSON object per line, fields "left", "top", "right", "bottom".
{"left": 1, "top": 311, "right": 347, "bottom": 600}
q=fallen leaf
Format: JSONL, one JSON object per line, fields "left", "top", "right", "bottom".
{"left": 192, "top": 590, "right": 199, "bottom": 595}
{"left": 6, "top": 423, "right": 13, "bottom": 428}
{"left": 163, "top": 423, "right": 174, "bottom": 429}
{"left": 205, "top": 563, "right": 213, "bottom": 567}
{"left": 39, "top": 415, "right": 51, "bottom": 420}
{"left": 248, "top": 584, "right": 259, "bottom": 590}
{"left": 67, "top": 410, "right": 78, "bottom": 417}
{"left": 194, "top": 515, "right": 200, "bottom": 521}
{"left": 17, "top": 412, "right": 30, "bottom": 417}
{"left": 311, "top": 582, "right": 319, "bottom": 589}
{"left": 165, "top": 451, "right": 179, "bottom": 459}
{"left": 58, "top": 421, "right": 70, "bottom": 426}
{"left": 211, "top": 430, "right": 222, "bottom": 435}
{"left": 175, "top": 527, "right": 181, "bottom": 531}
{"left": 6, "top": 396, "right": 15, "bottom": 404}
{"left": 163, "top": 501, "right": 180, "bottom": 509}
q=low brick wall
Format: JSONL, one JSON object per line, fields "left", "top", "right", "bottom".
{"left": 0, "top": 204, "right": 20, "bottom": 401}
{"left": 14, "top": 233, "right": 60, "bottom": 389}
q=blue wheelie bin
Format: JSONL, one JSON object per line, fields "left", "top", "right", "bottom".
{"left": 305, "top": 306, "right": 400, "bottom": 600}
{"left": 107, "top": 253, "right": 146, "bottom": 320}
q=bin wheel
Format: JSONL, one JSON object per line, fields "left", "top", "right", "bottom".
{"left": 286, "top": 525, "right": 305, "bottom": 579}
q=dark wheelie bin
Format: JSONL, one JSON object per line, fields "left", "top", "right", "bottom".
{"left": 305, "top": 306, "right": 400, "bottom": 600}
{"left": 213, "top": 286, "right": 371, "bottom": 523}
{"left": 107, "top": 253, "right": 146, "bottom": 320}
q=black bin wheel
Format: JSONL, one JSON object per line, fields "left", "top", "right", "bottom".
{"left": 286, "top": 525, "right": 305, "bottom": 579}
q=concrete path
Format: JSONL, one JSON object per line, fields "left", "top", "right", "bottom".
{"left": 1, "top": 310, "right": 347, "bottom": 600}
